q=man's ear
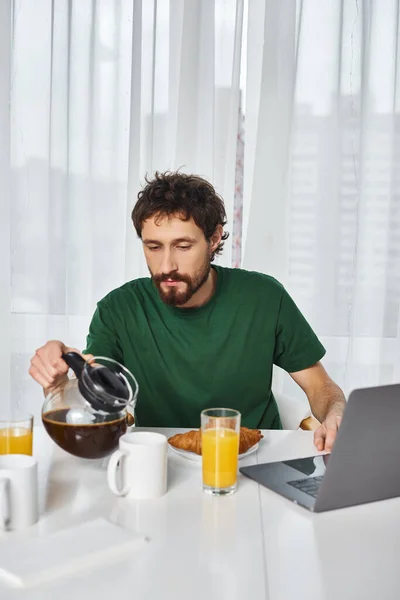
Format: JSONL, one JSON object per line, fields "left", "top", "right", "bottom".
{"left": 210, "top": 225, "right": 223, "bottom": 254}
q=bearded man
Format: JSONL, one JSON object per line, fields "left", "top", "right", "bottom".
{"left": 29, "top": 171, "right": 345, "bottom": 451}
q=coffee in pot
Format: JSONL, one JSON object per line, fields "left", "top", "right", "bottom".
{"left": 41, "top": 354, "right": 138, "bottom": 459}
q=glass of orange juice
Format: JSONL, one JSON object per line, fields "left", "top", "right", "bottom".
{"left": 201, "top": 408, "right": 241, "bottom": 496}
{"left": 0, "top": 413, "right": 33, "bottom": 456}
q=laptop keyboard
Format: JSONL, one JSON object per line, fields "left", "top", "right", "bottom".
{"left": 287, "top": 475, "right": 324, "bottom": 498}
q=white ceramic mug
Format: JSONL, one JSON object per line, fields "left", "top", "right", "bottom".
{"left": 107, "top": 432, "right": 167, "bottom": 500}
{"left": 0, "top": 454, "right": 38, "bottom": 531}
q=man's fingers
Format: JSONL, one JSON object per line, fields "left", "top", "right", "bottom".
{"left": 314, "top": 415, "right": 341, "bottom": 452}
{"left": 35, "top": 351, "right": 67, "bottom": 383}
{"left": 313, "top": 426, "right": 326, "bottom": 451}
{"left": 47, "top": 355, "right": 70, "bottom": 375}
{"left": 324, "top": 419, "right": 339, "bottom": 452}
{"left": 82, "top": 353, "right": 94, "bottom": 363}
{"left": 39, "top": 353, "right": 65, "bottom": 379}
{"left": 30, "top": 354, "right": 54, "bottom": 385}
{"left": 324, "top": 430, "right": 336, "bottom": 452}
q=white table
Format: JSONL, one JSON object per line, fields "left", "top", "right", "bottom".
{"left": 1, "top": 426, "right": 400, "bottom": 600}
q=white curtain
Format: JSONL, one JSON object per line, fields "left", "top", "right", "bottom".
{"left": 0, "top": 0, "right": 244, "bottom": 417}
{"left": 1, "top": 0, "right": 399, "bottom": 418}
{"left": 242, "top": 0, "right": 400, "bottom": 399}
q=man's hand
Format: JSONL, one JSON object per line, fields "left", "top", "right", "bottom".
{"left": 314, "top": 412, "right": 343, "bottom": 452}
{"left": 29, "top": 340, "right": 92, "bottom": 393}
{"left": 290, "top": 362, "right": 346, "bottom": 452}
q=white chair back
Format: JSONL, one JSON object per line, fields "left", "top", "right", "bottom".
{"left": 272, "top": 366, "right": 312, "bottom": 429}
{"left": 273, "top": 390, "right": 312, "bottom": 430}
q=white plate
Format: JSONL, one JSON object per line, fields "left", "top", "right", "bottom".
{"left": 168, "top": 442, "right": 260, "bottom": 464}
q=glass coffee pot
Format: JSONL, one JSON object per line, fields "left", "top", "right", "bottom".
{"left": 42, "top": 352, "right": 139, "bottom": 459}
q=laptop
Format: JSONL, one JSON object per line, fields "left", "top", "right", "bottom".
{"left": 240, "top": 383, "right": 400, "bottom": 512}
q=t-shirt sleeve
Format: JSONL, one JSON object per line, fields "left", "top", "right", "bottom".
{"left": 273, "top": 287, "right": 326, "bottom": 373}
{"left": 83, "top": 300, "right": 124, "bottom": 363}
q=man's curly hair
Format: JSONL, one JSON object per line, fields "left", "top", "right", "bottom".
{"left": 131, "top": 171, "right": 229, "bottom": 261}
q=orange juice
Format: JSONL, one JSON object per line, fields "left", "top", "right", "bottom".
{"left": 0, "top": 427, "right": 33, "bottom": 455}
{"left": 202, "top": 428, "right": 239, "bottom": 488}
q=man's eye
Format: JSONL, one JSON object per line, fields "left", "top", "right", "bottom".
{"left": 148, "top": 246, "right": 160, "bottom": 251}
{"left": 177, "top": 245, "right": 191, "bottom": 250}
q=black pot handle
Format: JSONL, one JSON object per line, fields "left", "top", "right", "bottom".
{"left": 62, "top": 352, "right": 86, "bottom": 379}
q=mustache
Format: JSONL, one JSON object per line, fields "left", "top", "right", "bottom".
{"left": 153, "top": 272, "right": 191, "bottom": 284}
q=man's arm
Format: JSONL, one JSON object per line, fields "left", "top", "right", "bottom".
{"left": 289, "top": 362, "right": 346, "bottom": 452}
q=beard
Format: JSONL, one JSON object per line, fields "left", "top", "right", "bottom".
{"left": 151, "top": 256, "right": 211, "bottom": 306}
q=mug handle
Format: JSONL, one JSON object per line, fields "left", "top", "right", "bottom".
{"left": 0, "top": 478, "right": 10, "bottom": 530}
{"left": 107, "top": 450, "right": 130, "bottom": 497}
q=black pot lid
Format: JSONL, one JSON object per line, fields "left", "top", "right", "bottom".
{"left": 62, "top": 352, "right": 136, "bottom": 414}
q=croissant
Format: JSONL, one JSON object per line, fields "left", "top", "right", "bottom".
{"left": 238, "top": 427, "right": 263, "bottom": 454}
{"left": 168, "top": 429, "right": 202, "bottom": 455}
{"left": 168, "top": 427, "right": 263, "bottom": 456}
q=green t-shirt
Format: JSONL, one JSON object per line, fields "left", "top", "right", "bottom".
{"left": 84, "top": 266, "right": 325, "bottom": 429}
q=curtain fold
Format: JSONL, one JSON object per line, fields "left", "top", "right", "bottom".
{"left": 242, "top": 0, "right": 296, "bottom": 278}
{"left": 0, "top": 0, "right": 12, "bottom": 412}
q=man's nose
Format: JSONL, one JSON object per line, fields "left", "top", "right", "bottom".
{"left": 160, "top": 250, "right": 178, "bottom": 274}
